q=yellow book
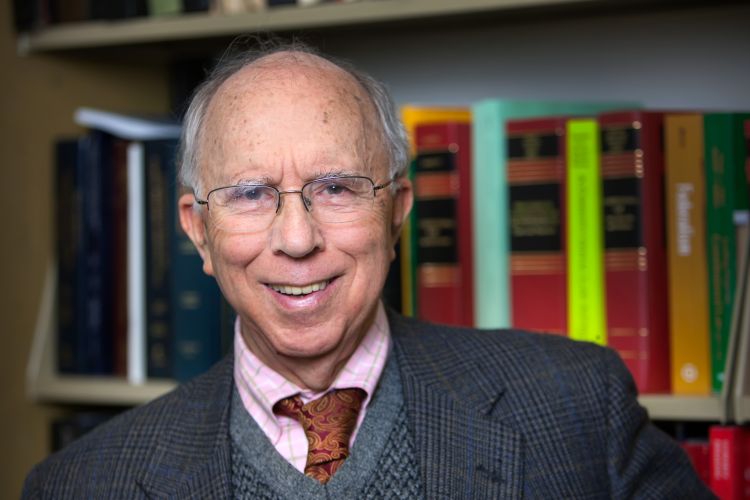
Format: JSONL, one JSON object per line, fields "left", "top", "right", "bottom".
{"left": 566, "top": 118, "right": 607, "bottom": 345}
{"left": 398, "top": 106, "right": 472, "bottom": 316}
{"left": 665, "top": 114, "right": 711, "bottom": 395}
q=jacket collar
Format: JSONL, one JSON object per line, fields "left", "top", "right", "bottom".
{"left": 136, "top": 355, "right": 234, "bottom": 499}
{"left": 389, "top": 310, "right": 525, "bottom": 498}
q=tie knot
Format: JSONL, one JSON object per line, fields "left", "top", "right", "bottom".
{"left": 273, "top": 388, "right": 366, "bottom": 484}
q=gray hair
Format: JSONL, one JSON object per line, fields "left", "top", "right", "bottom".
{"left": 178, "top": 40, "right": 409, "bottom": 197}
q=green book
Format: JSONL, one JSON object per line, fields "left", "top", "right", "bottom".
{"left": 566, "top": 118, "right": 606, "bottom": 345}
{"left": 148, "top": 0, "right": 182, "bottom": 16}
{"left": 470, "top": 99, "right": 636, "bottom": 329}
{"left": 704, "top": 112, "right": 750, "bottom": 391}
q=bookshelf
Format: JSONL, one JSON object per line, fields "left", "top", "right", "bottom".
{"left": 19, "top": 0, "right": 750, "bottom": 420}
{"left": 17, "top": 0, "right": 603, "bottom": 53}
{"left": 27, "top": 262, "right": 176, "bottom": 406}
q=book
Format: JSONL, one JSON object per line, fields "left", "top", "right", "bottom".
{"left": 681, "top": 440, "right": 711, "bottom": 488}
{"left": 148, "top": 0, "right": 182, "bottom": 16}
{"left": 79, "top": 130, "right": 116, "bottom": 374}
{"left": 665, "top": 114, "right": 711, "bottom": 395}
{"left": 704, "top": 112, "right": 750, "bottom": 392}
{"left": 171, "top": 180, "right": 223, "bottom": 382}
{"left": 566, "top": 118, "right": 606, "bottom": 346}
{"left": 399, "top": 105, "right": 472, "bottom": 318}
{"left": 111, "top": 139, "right": 130, "bottom": 376}
{"left": 471, "top": 99, "right": 635, "bottom": 329}
{"left": 75, "top": 107, "right": 183, "bottom": 384}
{"left": 182, "top": 0, "right": 210, "bottom": 11}
{"left": 413, "top": 122, "right": 473, "bottom": 327}
{"left": 55, "top": 139, "right": 82, "bottom": 374}
{"left": 598, "top": 110, "right": 670, "bottom": 393}
{"left": 89, "top": 0, "right": 147, "bottom": 19}
{"left": 144, "top": 140, "right": 174, "bottom": 379}
{"left": 506, "top": 116, "right": 567, "bottom": 335}
{"left": 709, "top": 425, "right": 748, "bottom": 500}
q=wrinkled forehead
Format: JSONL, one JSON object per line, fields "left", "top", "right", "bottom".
{"left": 197, "top": 52, "right": 385, "bottom": 181}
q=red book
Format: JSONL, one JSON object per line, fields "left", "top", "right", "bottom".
{"left": 710, "top": 426, "right": 748, "bottom": 499}
{"left": 413, "top": 122, "right": 473, "bottom": 327}
{"left": 598, "top": 110, "right": 670, "bottom": 393}
{"left": 681, "top": 440, "right": 711, "bottom": 487}
{"left": 506, "top": 117, "right": 567, "bottom": 335}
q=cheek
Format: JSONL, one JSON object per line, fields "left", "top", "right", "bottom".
{"left": 207, "top": 230, "right": 266, "bottom": 270}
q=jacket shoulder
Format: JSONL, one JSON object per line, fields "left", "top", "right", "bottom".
{"left": 23, "top": 356, "right": 233, "bottom": 498}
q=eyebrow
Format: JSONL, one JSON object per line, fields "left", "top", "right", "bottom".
{"left": 232, "top": 170, "right": 363, "bottom": 187}
{"left": 309, "top": 169, "right": 361, "bottom": 180}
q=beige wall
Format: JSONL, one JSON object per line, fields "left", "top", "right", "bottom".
{"left": 0, "top": 4, "right": 169, "bottom": 496}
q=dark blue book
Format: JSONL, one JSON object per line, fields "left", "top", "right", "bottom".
{"left": 144, "top": 140, "right": 176, "bottom": 378}
{"left": 55, "top": 139, "right": 82, "bottom": 374}
{"left": 78, "top": 130, "right": 115, "bottom": 374}
{"left": 169, "top": 168, "right": 223, "bottom": 383}
{"left": 182, "top": 0, "right": 209, "bottom": 12}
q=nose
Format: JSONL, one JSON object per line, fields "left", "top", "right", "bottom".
{"left": 269, "top": 191, "right": 323, "bottom": 258}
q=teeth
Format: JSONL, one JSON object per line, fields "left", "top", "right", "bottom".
{"left": 270, "top": 280, "right": 328, "bottom": 296}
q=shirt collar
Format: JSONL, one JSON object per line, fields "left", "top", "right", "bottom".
{"left": 233, "top": 301, "right": 391, "bottom": 442}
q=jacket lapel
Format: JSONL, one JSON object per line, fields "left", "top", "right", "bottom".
{"left": 391, "top": 313, "right": 525, "bottom": 499}
{"left": 135, "top": 356, "right": 234, "bottom": 499}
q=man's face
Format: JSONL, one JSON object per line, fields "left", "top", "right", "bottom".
{"left": 179, "top": 55, "right": 411, "bottom": 387}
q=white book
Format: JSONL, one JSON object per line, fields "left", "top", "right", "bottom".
{"left": 74, "top": 107, "right": 181, "bottom": 141}
{"left": 127, "top": 142, "right": 147, "bottom": 385}
{"left": 75, "top": 107, "right": 182, "bottom": 385}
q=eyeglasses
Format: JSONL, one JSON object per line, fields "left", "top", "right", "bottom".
{"left": 195, "top": 175, "right": 394, "bottom": 234}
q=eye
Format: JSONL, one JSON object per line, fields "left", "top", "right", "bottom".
{"left": 238, "top": 185, "right": 269, "bottom": 201}
{"left": 219, "top": 185, "right": 276, "bottom": 211}
{"left": 321, "top": 181, "right": 352, "bottom": 196}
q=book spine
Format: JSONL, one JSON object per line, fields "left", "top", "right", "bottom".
{"left": 111, "top": 139, "right": 129, "bottom": 376}
{"left": 566, "top": 118, "right": 606, "bottom": 345}
{"left": 169, "top": 145, "right": 223, "bottom": 382}
{"left": 681, "top": 440, "right": 711, "bottom": 488}
{"left": 182, "top": 0, "right": 210, "bottom": 12}
{"left": 144, "top": 140, "right": 173, "bottom": 378}
{"left": 399, "top": 106, "right": 473, "bottom": 319}
{"left": 127, "top": 142, "right": 147, "bottom": 384}
{"left": 471, "top": 101, "right": 510, "bottom": 329}
{"left": 704, "top": 113, "right": 750, "bottom": 392}
{"left": 709, "top": 426, "right": 746, "bottom": 499}
{"left": 80, "top": 130, "right": 115, "bottom": 374}
{"left": 413, "top": 122, "right": 473, "bottom": 327}
{"left": 55, "top": 140, "right": 81, "bottom": 374}
{"left": 599, "top": 111, "right": 670, "bottom": 393}
{"left": 665, "top": 114, "right": 711, "bottom": 395}
{"left": 506, "top": 117, "right": 567, "bottom": 335}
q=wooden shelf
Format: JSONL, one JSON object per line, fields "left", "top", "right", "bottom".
{"left": 17, "top": 0, "right": 605, "bottom": 53}
{"left": 26, "top": 262, "right": 176, "bottom": 406}
{"left": 638, "top": 395, "right": 725, "bottom": 422}
{"left": 30, "top": 376, "right": 176, "bottom": 406}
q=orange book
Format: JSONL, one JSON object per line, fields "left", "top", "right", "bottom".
{"left": 665, "top": 114, "right": 711, "bottom": 395}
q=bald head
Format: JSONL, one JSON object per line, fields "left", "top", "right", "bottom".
{"left": 179, "top": 43, "right": 408, "bottom": 197}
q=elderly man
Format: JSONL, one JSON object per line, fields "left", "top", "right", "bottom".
{"left": 24, "top": 43, "right": 712, "bottom": 499}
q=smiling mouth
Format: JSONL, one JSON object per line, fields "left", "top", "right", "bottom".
{"left": 268, "top": 279, "right": 330, "bottom": 296}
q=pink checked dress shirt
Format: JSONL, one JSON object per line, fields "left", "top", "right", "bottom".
{"left": 233, "top": 301, "right": 391, "bottom": 472}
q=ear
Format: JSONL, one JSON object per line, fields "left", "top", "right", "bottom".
{"left": 389, "top": 177, "right": 413, "bottom": 243}
{"left": 178, "top": 192, "right": 215, "bottom": 276}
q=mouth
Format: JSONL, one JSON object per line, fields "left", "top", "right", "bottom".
{"left": 267, "top": 279, "right": 331, "bottom": 297}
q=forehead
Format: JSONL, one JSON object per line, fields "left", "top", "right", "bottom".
{"left": 199, "top": 52, "right": 385, "bottom": 184}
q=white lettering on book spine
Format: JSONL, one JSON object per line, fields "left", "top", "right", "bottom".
{"left": 676, "top": 183, "right": 695, "bottom": 257}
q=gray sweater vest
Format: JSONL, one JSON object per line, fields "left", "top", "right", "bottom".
{"left": 230, "top": 354, "right": 424, "bottom": 499}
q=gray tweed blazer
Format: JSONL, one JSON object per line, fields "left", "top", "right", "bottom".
{"left": 23, "top": 311, "right": 714, "bottom": 499}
